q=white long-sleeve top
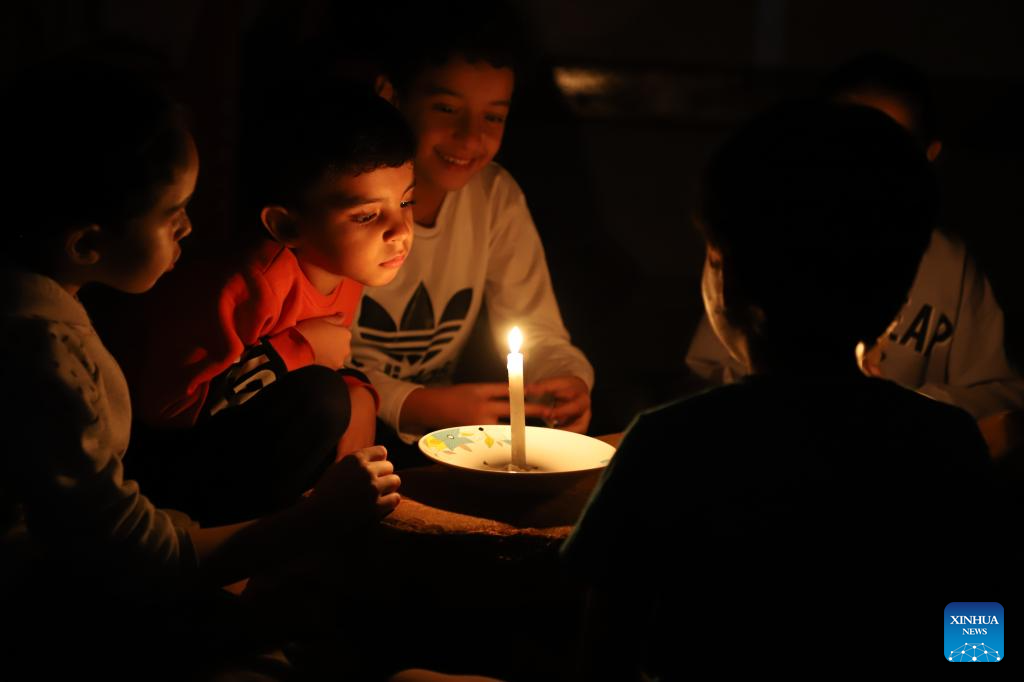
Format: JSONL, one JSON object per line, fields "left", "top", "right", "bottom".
{"left": 0, "top": 269, "right": 197, "bottom": 598}
{"left": 350, "top": 163, "right": 594, "bottom": 440}
{"left": 685, "top": 229, "right": 1024, "bottom": 419}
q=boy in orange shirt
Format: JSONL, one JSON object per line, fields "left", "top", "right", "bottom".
{"left": 124, "top": 87, "right": 415, "bottom": 525}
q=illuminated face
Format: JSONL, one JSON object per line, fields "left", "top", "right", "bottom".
{"left": 701, "top": 243, "right": 753, "bottom": 372}
{"left": 292, "top": 162, "right": 415, "bottom": 287}
{"left": 400, "top": 56, "right": 514, "bottom": 194}
{"left": 103, "top": 134, "right": 198, "bottom": 293}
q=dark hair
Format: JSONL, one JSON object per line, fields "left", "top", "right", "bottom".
{"left": 384, "top": 0, "right": 527, "bottom": 97}
{"left": 697, "top": 100, "right": 937, "bottom": 369}
{"left": 245, "top": 85, "right": 416, "bottom": 212}
{"left": 820, "top": 52, "right": 938, "bottom": 144}
{"left": 2, "top": 61, "right": 190, "bottom": 267}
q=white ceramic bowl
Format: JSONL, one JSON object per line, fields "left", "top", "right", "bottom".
{"left": 418, "top": 424, "right": 614, "bottom": 493}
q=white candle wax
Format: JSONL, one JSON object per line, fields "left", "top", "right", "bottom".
{"left": 507, "top": 326, "right": 526, "bottom": 470}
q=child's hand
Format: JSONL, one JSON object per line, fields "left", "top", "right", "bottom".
{"left": 400, "top": 383, "right": 549, "bottom": 434}
{"left": 295, "top": 315, "right": 351, "bottom": 370}
{"left": 526, "top": 376, "right": 592, "bottom": 434}
{"left": 309, "top": 445, "right": 401, "bottom": 527}
{"left": 856, "top": 336, "right": 888, "bottom": 378}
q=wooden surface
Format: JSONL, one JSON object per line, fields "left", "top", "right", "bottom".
{"left": 382, "top": 466, "right": 600, "bottom": 540}
{"left": 241, "top": 431, "right": 625, "bottom": 627}
{"left": 381, "top": 431, "right": 622, "bottom": 541}
{"left": 239, "top": 433, "right": 611, "bottom": 678}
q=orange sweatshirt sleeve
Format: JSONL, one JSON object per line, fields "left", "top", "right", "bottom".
{"left": 134, "top": 264, "right": 313, "bottom": 428}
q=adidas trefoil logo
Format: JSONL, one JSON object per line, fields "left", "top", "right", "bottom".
{"left": 356, "top": 282, "right": 473, "bottom": 370}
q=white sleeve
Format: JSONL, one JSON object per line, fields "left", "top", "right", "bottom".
{"left": 918, "top": 256, "right": 1024, "bottom": 418}
{"left": 684, "top": 313, "right": 746, "bottom": 385}
{"left": 484, "top": 176, "right": 594, "bottom": 390}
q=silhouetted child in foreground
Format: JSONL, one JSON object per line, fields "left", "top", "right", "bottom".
{"left": 563, "top": 101, "right": 1001, "bottom": 677}
{"left": 686, "top": 52, "right": 1024, "bottom": 420}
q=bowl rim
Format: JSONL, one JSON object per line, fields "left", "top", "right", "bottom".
{"left": 417, "top": 424, "right": 614, "bottom": 477}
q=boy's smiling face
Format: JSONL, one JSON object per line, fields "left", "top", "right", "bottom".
{"left": 287, "top": 162, "right": 415, "bottom": 290}
{"left": 401, "top": 56, "right": 514, "bottom": 194}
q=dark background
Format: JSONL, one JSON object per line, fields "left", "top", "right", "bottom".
{"left": 2, "top": 0, "right": 1020, "bottom": 665}
{"left": 3, "top": 0, "right": 1024, "bottom": 436}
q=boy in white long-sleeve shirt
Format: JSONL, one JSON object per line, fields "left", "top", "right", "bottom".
{"left": 351, "top": 6, "right": 594, "bottom": 454}
{"left": 686, "top": 53, "right": 1024, "bottom": 419}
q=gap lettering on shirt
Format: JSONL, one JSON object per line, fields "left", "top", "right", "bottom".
{"left": 890, "top": 303, "right": 954, "bottom": 356}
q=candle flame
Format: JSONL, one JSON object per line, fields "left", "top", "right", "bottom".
{"left": 854, "top": 341, "right": 866, "bottom": 369}
{"left": 508, "top": 326, "right": 523, "bottom": 354}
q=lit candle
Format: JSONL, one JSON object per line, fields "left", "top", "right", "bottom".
{"left": 507, "top": 326, "right": 526, "bottom": 470}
